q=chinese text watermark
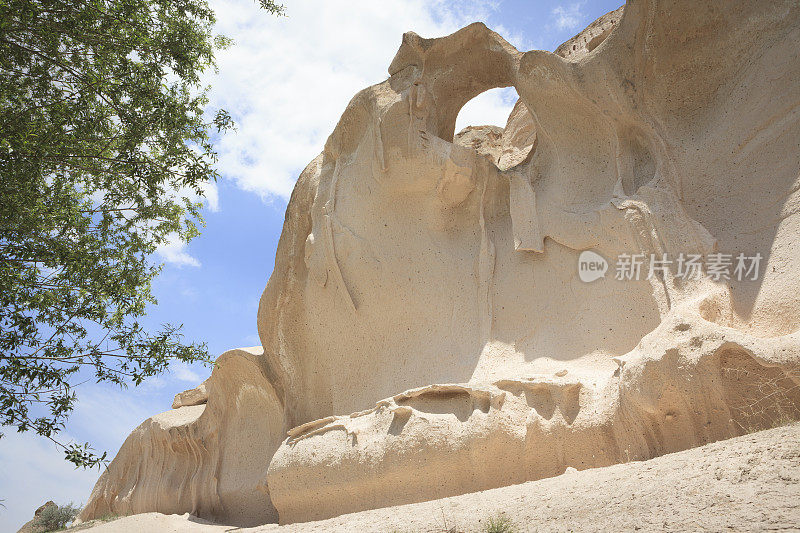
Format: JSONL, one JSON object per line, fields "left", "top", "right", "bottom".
{"left": 578, "top": 251, "right": 762, "bottom": 283}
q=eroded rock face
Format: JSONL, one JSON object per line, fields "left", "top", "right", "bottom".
{"left": 80, "top": 348, "right": 284, "bottom": 526}
{"left": 80, "top": 0, "right": 800, "bottom": 526}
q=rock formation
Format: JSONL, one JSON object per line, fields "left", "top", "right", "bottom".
{"left": 79, "top": 0, "right": 800, "bottom": 526}
{"left": 16, "top": 501, "right": 57, "bottom": 533}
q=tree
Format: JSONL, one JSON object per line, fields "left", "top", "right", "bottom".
{"left": 0, "top": 0, "right": 282, "bottom": 467}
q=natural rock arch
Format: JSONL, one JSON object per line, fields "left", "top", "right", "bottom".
{"left": 79, "top": 1, "right": 800, "bottom": 526}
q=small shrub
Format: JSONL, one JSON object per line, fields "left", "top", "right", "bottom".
{"left": 485, "top": 513, "right": 517, "bottom": 533}
{"left": 35, "top": 503, "right": 80, "bottom": 532}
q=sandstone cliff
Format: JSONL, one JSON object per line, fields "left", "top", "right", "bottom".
{"left": 79, "top": 0, "right": 800, "bottom": 526}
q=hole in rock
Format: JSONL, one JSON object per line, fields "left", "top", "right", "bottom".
{"left": 453, "top": 87, "right": 519, "bottom": 138}
{"left": 395, "top": 389, "right": 486, "bottom": 422}
{"left": 586, "top": 27, "right": 612, "bottom": 52}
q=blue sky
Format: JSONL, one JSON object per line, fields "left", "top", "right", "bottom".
{"left": 0, "top": 0, "right": 622, "bottom": 529}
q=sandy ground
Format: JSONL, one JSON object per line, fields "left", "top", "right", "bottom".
{"left": 74, "top": 424, "right": 800, "bottom": 532}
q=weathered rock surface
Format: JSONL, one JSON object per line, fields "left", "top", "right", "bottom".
{"left": 80, "top": 348, "right": 283, "bottom": 526}
{"left": 76, "top": 424, "right": 800, "bottom": 532}
{"left": 79, "top": 0, "right": 800, "bottom": 526}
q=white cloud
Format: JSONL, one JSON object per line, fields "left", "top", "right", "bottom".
{"left": 156, "top": 233, "right": 201, "bottom": 267}
{"left": 198, "top": 180, "right": 219, "bottom": 212}
{"left": 455, "top": 87, "right": 518, "bottom": 132}
{"left": 170, "top": 362, "right": 204, "bottom": 384}
{"left": 152, "top": 179, "right": 218, "bottom": 267}
{"left": 205, "top": 0, "right": 518, "bottom": 200}
{"left": 552, "top": 2, "right": 587, "bottom": 31}
{"left": 174, "top": 179, "right": 219, "bottom": 213}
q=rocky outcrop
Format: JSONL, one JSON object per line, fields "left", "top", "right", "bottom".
{"left": 80, "top": 0, "right": 800, "bottom": 526}
{"left": 79, "top": 348, "right": 283, "bottom": 526}
{"left": 70, "top": 423, "right": 800, "bottom": 532}
{"left": 16, "top": 501, "right": 56, "bottom": 533}
{"left": 267, "top": 312, "right": 800, "bottom": 523}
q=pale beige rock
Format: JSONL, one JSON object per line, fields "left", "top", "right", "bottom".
{"left": 75, "top": 424, "right": 800, "bottom": 532}
{"left": 171, "top": 381, "right": 208, "bottom": 409}
{"left": 497, "top": 100, "right": 536, "bottom": 171}
{"left": 79, "top": 348, "right": 283, "bottom": 527}
{"left": 554, "top": 5, "right": 624, "bottom": 60}
{"left": 267, "top": 312, "right": 800, "bottom": 523}
{"left": 80, "top": 0, "right": 800, "bottom": 526}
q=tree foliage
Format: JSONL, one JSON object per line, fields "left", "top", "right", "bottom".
{"left": 0, "top": 0, "right": 280, "bottom": 466}
{"left": 258, "top": 0, "right": 285, "bottom": 15}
